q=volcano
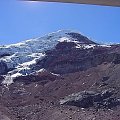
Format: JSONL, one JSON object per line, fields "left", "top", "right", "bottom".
{"left": 0, "top": 30, "right": 120, "bottom": 120}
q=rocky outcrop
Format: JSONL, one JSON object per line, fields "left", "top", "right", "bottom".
{"left": 14, "top": 70, "right": 60, "bottom": 85}
{"left": 60, "top": 90, "right": 120, "bottom": 109}
{"left": 66, "top": 32, "right": 97, "bottom": 44}
{"left": 0, "top": 75, "right": 4, "bottom": 85}
{"left": 0, "top": 53, "right": 11, "bottom": 58}
{"left": 0, "top": 61, "right": 8, "bottom": 75}
{"left": 36, "top": 42, "right": 120, "bottom": 74}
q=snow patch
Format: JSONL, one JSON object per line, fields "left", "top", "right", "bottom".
{"left": 50, "top": 72, "right": 60, "bottom": 76}
{"left": 37, "top": 68, "right": 46, "bottom": 73}
{"left": 58, "top": 37, "right": 71, "bottom": 42}
{"left": 99, "top": 44, "right": 111, "bottom": 48}
{"left": 75, "top": 44, "right": 96, "bottom": 49}
{"left": 75, "top": 44, "right": 111, "bottom": 49}
{"left": 2, "top": 75, "right": 14, "bottom": 85}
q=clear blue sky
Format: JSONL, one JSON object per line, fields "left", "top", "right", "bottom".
{"left": 0, "top": 0, "right": 120, "bottom": 45}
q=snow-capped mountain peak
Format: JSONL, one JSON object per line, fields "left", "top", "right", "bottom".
{"left": 0, "top": 30, "right": 110, "bottom": 85}
{"left": 0, "top": 30, "right": 75, "bottom": 84}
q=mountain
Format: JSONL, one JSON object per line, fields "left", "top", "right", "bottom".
{"left": 0, "top": 30, "right": 99, "bottom": 85}
{"left": 0, "top": 30, "right": 120, "bottom": 120}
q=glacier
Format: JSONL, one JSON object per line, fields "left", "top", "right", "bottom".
{"left": 0, "top": 30, "right": 76, "bottom": 85}
{"left": 0, "top": 30, "right": 111, "bottom": 85}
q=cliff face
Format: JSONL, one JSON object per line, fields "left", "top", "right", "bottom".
{"left": 0, "top": 30, "right": 120, "bottom": 120}
{"left": 36, "top": 36, "right": 120, "bottom": 75}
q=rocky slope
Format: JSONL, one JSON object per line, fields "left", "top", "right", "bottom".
{"left": 0, "top": 30, "right": 120, "bottom": 120}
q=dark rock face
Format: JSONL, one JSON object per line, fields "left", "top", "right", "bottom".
{"left": 55, "top": 42, "right": 77, "bottom": 50}
{"left": 0, "top": 53, "right": 11, "bottom": 58}
{"left": 60, "top": 90, "right": 120, "bottom": 109}
{"left": 0, "top": 75, "right": 4, "bottom": 85}
{"left": 36, "top": 42, "right": 120, "bottom": 74}
{"left": 102, "top": 76, "right": 109, "bottom": 82}
{"left": 0, "top": 61, "right": 8, "bottom": 75}
{"left": 14, "top": 70, "right": 60, "bottom": 85}
{"left": 112, "top": 53, "right": 120, "bottom": 64}
{"left": 66, "top": 32, "right": 97, "bottom": 44}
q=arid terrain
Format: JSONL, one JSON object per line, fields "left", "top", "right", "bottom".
{"left": 0, "top": 30, "right": 120, "bottom": 120}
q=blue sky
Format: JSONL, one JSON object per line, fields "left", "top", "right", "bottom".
{"left": 0, "top": 0, "right": 120, "bottom": 45}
